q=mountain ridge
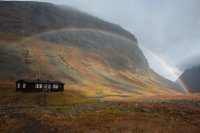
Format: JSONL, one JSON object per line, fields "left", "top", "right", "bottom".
{"left": 0, "top": 1, "right": 184, "bottom": 96}
{"left": 177, "top": 66, "right": 200, "bottom": 93}
{"left": 0, "top": 1, "right": 137, "bottom": 42}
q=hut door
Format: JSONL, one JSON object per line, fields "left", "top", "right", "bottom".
{"left": 43, "top": 84, "right": 48, "bottom": 92}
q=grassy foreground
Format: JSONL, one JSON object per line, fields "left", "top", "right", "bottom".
{"left": 0, "top": 87, "right": 200, "bottom": 133}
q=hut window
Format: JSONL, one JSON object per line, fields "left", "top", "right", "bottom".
{"left": 35, "top": 84, "right": 43, "bottom": 88}
{"left": 53, "top": 84, "right": 58, "bottom": 89}
{"left": 35, "top": 84, "right": 39, "bottom": 88}
{"left": 17, "top": 83, "right": 20, "bottom": 88}
{"left": 23, "top": 83, "right": 26, "bottom": 88}
{"left": 39, "top": 84, "right": 43, "bottom": 88}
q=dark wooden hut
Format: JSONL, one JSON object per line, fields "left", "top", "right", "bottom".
{"left": 15, "top": 79, "right": 64, "bottom": 92}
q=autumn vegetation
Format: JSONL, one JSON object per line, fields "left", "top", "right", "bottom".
{"left": 0, "top": 87, "right": 199, "bottom": 133}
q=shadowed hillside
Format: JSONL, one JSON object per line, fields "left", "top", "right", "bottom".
{"left": 0, "top": 1, "right": 184, "bottom": 96}
{"left": 177, "top": 66, "right": 200, "bottom": 93}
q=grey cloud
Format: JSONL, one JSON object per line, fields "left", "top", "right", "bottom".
{"left": 177, "top": 52, "right": 200, "bottom": 71}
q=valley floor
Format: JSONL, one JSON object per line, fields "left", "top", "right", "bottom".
{"left": 0, "top": 88, "right": 200, "bottom": 133}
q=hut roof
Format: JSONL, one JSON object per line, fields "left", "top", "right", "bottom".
{"left": 15, "top": 79, "right": 64, "bottom": 84}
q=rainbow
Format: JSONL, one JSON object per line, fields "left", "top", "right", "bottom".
{"left": 19, "top": 27, "right": 137, "bottom": 45}
{"left": 19, "top": 26, "right": 189, "bottom": 94}
{"left": 176, "top": 78, "right": 190, "bottom": 94}
{"left": 140, "top": 45, "right": 190, "bottom": 94}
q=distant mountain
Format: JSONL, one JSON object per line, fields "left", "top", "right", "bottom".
{"left": 0, "top": 1, "right": 184, "bottom": 96}
{"left": 176, "top": 66, "right": 200, "bottom": 93}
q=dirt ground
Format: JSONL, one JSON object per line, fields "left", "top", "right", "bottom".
{"left": 0, "top": 89, "right": 200, "bottom": 133}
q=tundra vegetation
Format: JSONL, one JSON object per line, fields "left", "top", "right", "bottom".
{"left": 0, "top": 86, "right": 199, "bottom": 133}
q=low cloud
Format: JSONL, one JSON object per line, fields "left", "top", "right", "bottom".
{"left": 177, "top": 52, "right": 200, "bottom": 71}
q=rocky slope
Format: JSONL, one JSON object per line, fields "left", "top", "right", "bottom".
{"left": 0, "top": 1, "right": 183, "bottom": 96}
{"left": 177, "top": 66, "right": 200, "bottom": 93}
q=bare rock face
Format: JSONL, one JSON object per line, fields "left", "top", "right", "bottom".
{"left": 0, "top": 1, "right": 183, "bottom": 95}
{"left": 177, "top": 66, "right": 200, "bottom": 93}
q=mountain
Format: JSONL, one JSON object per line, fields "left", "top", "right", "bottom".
{"left": 0, "top": 1, "right": 184, "bottom": 96}
{"left": 176, "top": 66, "right": 200, "bottom": 93}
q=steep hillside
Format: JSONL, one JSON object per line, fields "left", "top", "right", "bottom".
{"left": 0, "top": 1, "right": 136, "bottom": 42}
{"left": 177, "top": 66, "right": 200, "bottom": 93}
{"left": 0, "top": 1, "right": 183, "bottom": 96}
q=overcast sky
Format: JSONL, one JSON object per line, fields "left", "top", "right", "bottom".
{"left": 8, "top": 0, "right": 200, "bottom": 81}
